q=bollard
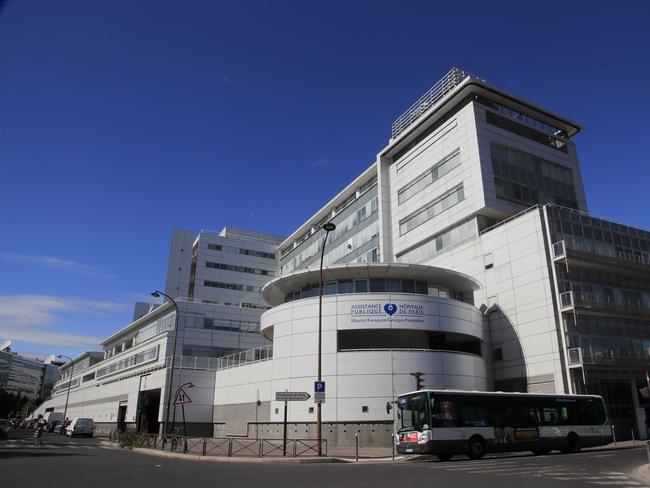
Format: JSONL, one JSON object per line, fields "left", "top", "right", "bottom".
{"left": 355, "top": 432, "right": 359, "bottom": 462}
{"left": 612, "top": 425, "right": 616, "bottom": 446}
{"left": 392, "top": 433, "right": 395, "bottom": 461}
{"left": 632, "top": 429, "right": 636, "bottom": 444}
{"left": 646, "top": 441, "right": 650, "bottom": 464}
{"left": 202, "top": 437, "right": 207, "bottom": 456}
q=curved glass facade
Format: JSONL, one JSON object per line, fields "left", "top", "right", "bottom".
{"left": 283, "top": 278, "right": 458, "bottom": 303}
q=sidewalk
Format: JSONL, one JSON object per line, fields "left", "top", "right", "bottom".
{"left": 101, "top": 438, "right": 647, "bottom": 464}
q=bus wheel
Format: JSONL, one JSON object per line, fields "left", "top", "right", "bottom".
{"left": 562, "top": 433, "right": 581, "bottom": 454}
{"left": 532, "top": 449, "right": 551, "bottom": 456}
{"left": 436, "top": 454, "right": 453, "bottom": 462}
{"left": 467, "top": 436, "right": 486, "bottom": 460}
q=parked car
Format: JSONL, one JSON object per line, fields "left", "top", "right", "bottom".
{"left": 0, "top": 419, "right": 9, "bottom": 439}
{"left": 54, "top": 421, "right": 69, "bottom": 435}
{"left": 46, "top": 420, "right": 61, "bottom": 433}
{"left": 66, "top": 417, "right": 94, "bottom": 437}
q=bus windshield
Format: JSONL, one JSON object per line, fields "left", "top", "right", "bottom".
{"left": 398, "top": 392, "right": 429, "bottom": 431}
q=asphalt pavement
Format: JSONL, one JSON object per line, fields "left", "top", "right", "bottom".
{"left": 2, "top": 430, "right": 648, "bottom": 488}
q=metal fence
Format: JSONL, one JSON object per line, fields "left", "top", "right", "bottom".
{"left": 391, "top": 67, "right": 481, "bottom": 139}
{"left": 108, "top": 432, "right": 327, "bottom": 458}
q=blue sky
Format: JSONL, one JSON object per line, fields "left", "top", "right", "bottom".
{"left": 1, "top": 0, "right": 649, "bottom": 359}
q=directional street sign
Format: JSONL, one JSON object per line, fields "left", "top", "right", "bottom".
{"left": 314, "top": 381, "right": 325, "bottom": 403}
{"left": 275, "top": 391, "right": 311, "bottom": 402}
{"left": 173, "top": 387, "right": 192, "bottom": 405}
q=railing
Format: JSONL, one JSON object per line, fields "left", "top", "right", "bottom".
{"left": 479, "top": 205, "right": 542, "bottom": 235}
{"left": 391, "top": 67, "right": 482, "bottom": 139}
{"left": 572, "top": 291, "right": 649, "bottom": 314}
{"left": 552, "top": 240, "right": 566, "bottom": 259}
{"left": 559, "top": 291, "right": 574, "bottom": 309}
{"left": 214, "top": 344, "right": 273, "bottom": 371}
{"left": 567, "top": 347, "right": 583, "bottom": 367}
{"left": 559, "top": 236, "right": 650, "bottom": 266}
{"left": 108, "top": 433, "right": 327, "bottom": 458}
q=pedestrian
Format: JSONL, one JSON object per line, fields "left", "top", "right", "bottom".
{"left": 33, "top": 414, "right": 46, "bottom": 446}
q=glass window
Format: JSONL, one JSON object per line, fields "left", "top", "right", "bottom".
{"left": 401, "top": 280, "right": 415, "bottom": 294}
{"left": 386, "top": 279, "right": 401, "bottom": 292}
{"left": 338, "top": 280, "right": 353, "bottom": 294}
{"left": 369, "top": 279, "right": 385, "bottom": 292}
{"left": 461, "top": 403, "right": 489, "bottom": 427}
{"left": 324, "top": 282, "right": 337, "bottom": 295}
{"left": 431, "top": 398, "right": 459, "bottom": 427}
{"left": 354, "top": 280, "right": 368, "bottom": 293}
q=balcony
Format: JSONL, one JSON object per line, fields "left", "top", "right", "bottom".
{"left": 559, "top": 291, "right": 650, "bottom": 319}
{"left": 557, "top": 237, "right": 650, "bottom": 273}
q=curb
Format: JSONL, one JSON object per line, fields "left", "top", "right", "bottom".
{"left": 99, "top": 441, "right": 349, "bottom": 464}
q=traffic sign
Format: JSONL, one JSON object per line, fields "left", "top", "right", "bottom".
{"left": 275, "top": 391, "right": 311, "bottom": 402}
{"left": 173, "top": 387, "right": 192, "bottom": 405}
{"left": 314, "top": 381, "right": 325, "bottom": 403}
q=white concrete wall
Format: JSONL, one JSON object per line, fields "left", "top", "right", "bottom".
{"left": 425, "top": 207, "right": 565, "bottom": 393}
{"left": 214, "top": 293, "right": 487, "bottom": 425}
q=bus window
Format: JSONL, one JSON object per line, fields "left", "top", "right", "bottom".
{"left": 514, "top": 404, "right": 538, "bottom": 427}
{"left": 538, "top": 407, "right": 560, "bottom": 425}
{"left": 431, "top": 398, "right": 458, "bottom": 427}
{"left": 460, "top": 403, "right": 488, "bottom": 427}
{"left": 578, "top": 399, "right": 606, "bottom": 425}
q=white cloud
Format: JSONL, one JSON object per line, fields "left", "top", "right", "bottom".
{"left": 0, "top": 252, "right": 109, "bottom": 277}
{"left": 0, "top": 295, "right": 127, "bottom": 349}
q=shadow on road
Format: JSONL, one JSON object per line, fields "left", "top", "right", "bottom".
{"left": 0, "top": 450, "right": 87, "bottom": 459}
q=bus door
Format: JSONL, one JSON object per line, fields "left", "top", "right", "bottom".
{"left": 512, "top": 403, "right": 539, "bottom": 447}
{"left": 490, "top": 404, "right": 517, "bottom": 451}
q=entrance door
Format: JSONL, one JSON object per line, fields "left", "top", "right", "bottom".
{"left": 117, "top": 405, "right": 127, "bottom": 432}
{"left": 136, "top": 389, "right": 161, "bottom": 434}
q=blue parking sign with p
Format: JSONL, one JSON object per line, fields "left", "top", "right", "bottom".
{"left": 315, "top": 381, "right": 325, "bottom": 392}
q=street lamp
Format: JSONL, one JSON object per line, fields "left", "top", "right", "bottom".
{"left": 58, "top": 354, "right": 73, "bottom": 423}
{"left": 151, "top": 290, "right": 180, "bottom": 435}
{"left": 317, "top": 221, "right": 336, "bottom": 456}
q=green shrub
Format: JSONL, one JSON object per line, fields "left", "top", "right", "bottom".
{"left": 117, "top": 429, "right": 149, "bottom": 449}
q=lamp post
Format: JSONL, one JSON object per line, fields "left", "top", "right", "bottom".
{"left": 151, "top": 290, "right": 180, "bottom": 435}
{"left": 58, "top": 354, "right": 73, "bottom": 423}
{"left": 317, "top": 221, "right": 336, "bottom": 456}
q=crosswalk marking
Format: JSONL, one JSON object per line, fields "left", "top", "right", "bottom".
{"left": 419, "top": 456, "right": 642, "bottom": 486}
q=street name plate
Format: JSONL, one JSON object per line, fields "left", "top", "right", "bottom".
{"left": 275, "top": 391, "right": 311, "bottom": 402}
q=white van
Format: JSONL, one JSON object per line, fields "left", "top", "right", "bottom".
{"left": 43, "top": 412, "right": 64, "bottom": 424}
{"left": 66, "top": 417, "right": 94, "bottom": 437}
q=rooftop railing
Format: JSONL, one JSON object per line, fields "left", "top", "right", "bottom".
{"left": 391, "top": 67, "right": 482, "bottom": 139}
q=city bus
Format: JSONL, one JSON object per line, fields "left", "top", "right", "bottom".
{"left": 396, "top": 389, "right": 610, "bottom": 460}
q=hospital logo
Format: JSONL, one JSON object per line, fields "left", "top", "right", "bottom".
{"left": 384, "top": 303, "right": 397, "bottom": 316}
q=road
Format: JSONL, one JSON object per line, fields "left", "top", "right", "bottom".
{"left": 2, "top": 430, "right": 648, "bottom": 488}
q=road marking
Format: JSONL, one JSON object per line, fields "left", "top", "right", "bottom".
{"left": 586, "top": 482, "right": 642, "bottom": 486}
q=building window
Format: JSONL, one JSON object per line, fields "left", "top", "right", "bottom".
{"left": 207, "top": 243, "right": 222, "bottom": 251}
{"left": 308, "top": 407, "right": 314, "bottom": 414}
{"left": 493, "top": 348, "right": 503, "bottom": 361}
{"left": 361, "top": 406, "right": 369, "bottom": 413}
{"left": 490, "top": 142, "right": 576, "bottom": 208}
{"left": 399, "top": 185, "right": 465, "bottom": 235}
{"left": 396, "top": 218, "right": 478, "bottom": 263}
{"left": 397, "top": 149, "right": 461, "bottom": 205}
{"left": 484, "top": 253, "right": 494, "bottom": 270}
{"left": 275, "top": 408, "right": 279, "bottom": 415}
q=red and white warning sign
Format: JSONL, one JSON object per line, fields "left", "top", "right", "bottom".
{"left": 173, "top": 387, "right": 192, "bottom": 405}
